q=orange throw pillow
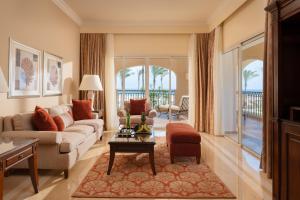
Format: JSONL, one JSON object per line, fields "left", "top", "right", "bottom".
{"left": 130, "top": 99, "right": 147, "bottom": 115}
{"left": 32, "top": 106, "right": 58, "bottom": 131}
{"left": 53, "top": 111, "right": 74, "bottom": 131}
{"left": 72, "top": 99, "right": 92, "bottom": 121}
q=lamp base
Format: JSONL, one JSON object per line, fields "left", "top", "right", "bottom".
{"left": 87, "top": 90, "right": 95, "bottom": 111}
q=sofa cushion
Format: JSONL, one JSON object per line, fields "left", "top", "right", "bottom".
{"left": 72, "top": 99, "right": 92, "bottom": 121}
{"left": 166, "top": 123, "right": 200, "bottom": 144}
{"left": 74, "top": 119, "right": 104, "bottom": 131}
{"left": 53, "top": 112, "right": 74, "bottom": 131}
{"left": 32, "top": 106, "right": 58, "bottom": 131}
{"left": 49, "top": 105, "right": 72, "bottom": 117}
{"left": 130, "top": 99, "right": 146, "bottom": 115}
{"left": 3, "top": 116, "right": 13, "bottom": 131}
{"left": 12, "top": 113, "right": 34, "bottom": 131}
{"left": 64, "top": 124, "right": 94, "bottom": 137}
{"left": 59, "top": 132, "right": 86, "bottom": 153}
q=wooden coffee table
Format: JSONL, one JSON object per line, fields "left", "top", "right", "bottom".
{"left": 0, "top": 137, "right": 39, "bottom": 200}
{"left": 107, "top": 130, "right": 156, "bottom": 175}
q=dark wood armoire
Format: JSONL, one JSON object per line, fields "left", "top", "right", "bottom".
{"left": 266, "top": 0, "right": 300, "bottom": 200}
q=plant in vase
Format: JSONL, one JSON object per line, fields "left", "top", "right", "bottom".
{"left": 126, "top": 113, "right": 131, "bottom": 132}
{"left": 137, "top": 112, "right": 150, "bottom": 133}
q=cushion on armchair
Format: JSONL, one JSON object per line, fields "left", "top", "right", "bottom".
{"left": 129, "top": 99, "right": 147, "bottom": 115}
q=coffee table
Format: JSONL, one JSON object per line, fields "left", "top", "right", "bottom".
{"left": 107, "top": 130, "right": 156, "bottom": 175}
{"left": 0, "top": 137, "right": 39, "bottom": 200}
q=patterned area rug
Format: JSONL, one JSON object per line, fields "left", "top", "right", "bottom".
{"left": 73, "top": 142, "right": 235, "bottom": 199}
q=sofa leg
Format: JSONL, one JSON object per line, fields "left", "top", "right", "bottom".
{"left": 170, "top": 155, "right": 174, "bottom": 164}
{"left": 64, "top": 169, "right": 69, "bottom": 179}
{"left": 100, "top": 136, "right": 103, "bottom": 141}
{"left": 196, "top": 155, "right": 200, "bottom": 164}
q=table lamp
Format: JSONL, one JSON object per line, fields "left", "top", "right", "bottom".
{"left": 0, "top": 66, "right": 8, "bottom": 93}
{"left": 79, "top": 75, "right": 103, "bottom": 110}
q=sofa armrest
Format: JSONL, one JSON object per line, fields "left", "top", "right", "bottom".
{"left": 92, "top": 112, "right": 99, "bottom": 119}
{"left": 1, "top": 131, "right": 63, "bottom": 145}
{"left": 148, "top": 109, "right": 157, "bottom": 118}
{"left": 117, "top": 109, "right": 127, "bottom": 118}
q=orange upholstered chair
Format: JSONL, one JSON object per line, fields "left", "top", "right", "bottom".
{"left": 166, "top": 123, "right": 201, "bottom": 164}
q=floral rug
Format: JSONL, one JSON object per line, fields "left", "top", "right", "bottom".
{"left": 73, "top": 142, "right": 235, "bottom": 199}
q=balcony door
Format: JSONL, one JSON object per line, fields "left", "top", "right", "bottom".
{"left": 115, "top": 57, "right": 188, "bottom": 129}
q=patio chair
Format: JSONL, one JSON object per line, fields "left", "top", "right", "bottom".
{"left": 157, "top": 96, "right": 189, "bottom": 119}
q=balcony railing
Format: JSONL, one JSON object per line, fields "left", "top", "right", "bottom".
{"left": 242, "top": 91, "right": 263, "bottom": 119}
{"left": 116, "top": 89, "right": 176, "bottom": 108}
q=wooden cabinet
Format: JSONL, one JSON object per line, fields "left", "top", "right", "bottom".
{"left": 265, "top": 0, "right": 300, "bottom": 199}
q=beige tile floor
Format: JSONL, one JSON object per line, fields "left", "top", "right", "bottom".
{"left": 3, "top": 131, "right": 272, "bottom": 200}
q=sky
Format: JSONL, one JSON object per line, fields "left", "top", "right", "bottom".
{"left": 116, "top": 65, "right": 176, "bottom": 90}
{"left": 242, "top": 60, "right": 263, "bottom": 91}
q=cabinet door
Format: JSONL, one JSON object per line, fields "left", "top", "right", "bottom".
{"left": 281, "top": 121, "right": 300, "bottom": 200}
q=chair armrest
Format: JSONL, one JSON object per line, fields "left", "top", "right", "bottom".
{"left": 148, "top": 109, "right": 157, "bottom": 118}
{"left": 2, "top": 131, "right": 62, "bottom": 145}
{"left": 117, "top": 109, "right": 127, "bottom": 118}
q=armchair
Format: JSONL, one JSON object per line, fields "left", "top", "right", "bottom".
{"left": 117, "top": 101, "right": 157, "bottom": 126}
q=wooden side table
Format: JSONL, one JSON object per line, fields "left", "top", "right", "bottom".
{"left": 0, "top": 138, "right": 39, "bottom": 200}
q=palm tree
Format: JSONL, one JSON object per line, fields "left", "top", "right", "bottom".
{"left": 137, "top": 67, "right": 145, "bottom": 90}
{"left": 119, "top": 68, "right": 133, "bottom": 89}
{"left": 159, "top": 69, "right": 168, "bottom": 90}
{"left": 243, "top": 69, "right": 259, "bottom": 91}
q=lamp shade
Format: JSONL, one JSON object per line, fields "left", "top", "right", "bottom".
{"left": 0, "top": 66, "right": 8, "bottom": 93}
{"left": 79, "top": 75, "right": 103, "bottom": 91}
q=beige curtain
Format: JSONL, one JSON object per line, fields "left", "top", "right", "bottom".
{"left": 261, "top": 0, "right": 272, "bottom": 179}
{"left": 194, "top": 31, "right": 215, "bottom": 133}
{"left": 80, "top": 33, "right": 106, "bottom": 128}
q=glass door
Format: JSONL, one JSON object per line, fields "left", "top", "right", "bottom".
{"left": 240, "top": 36, "right": 264, "bottom": 156}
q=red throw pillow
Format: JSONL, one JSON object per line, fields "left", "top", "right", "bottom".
{"left": 72, "top": 99, "right": 92, "bottom": 121}
{"left": 32, "top": 106, "right": 58, "bottom": 131}
{"left": 130, "top": 99, "right": 147, "bottom": 115}
{"left": 53, "top": 111, "right": 74, "bottom": 131}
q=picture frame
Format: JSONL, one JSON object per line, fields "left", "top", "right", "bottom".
{"left": 9, "top": 39, "right": 41, "bottom": 98}
{"left": 43, "top": 52, "right": 63, "bottom": 96}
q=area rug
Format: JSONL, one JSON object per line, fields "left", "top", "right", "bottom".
{"left": 73, "top": 142, "right": 235, "bottom": 199}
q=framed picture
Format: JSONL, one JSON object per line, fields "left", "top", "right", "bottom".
{"left": 9, "top": 39, "right": 41, "bottom": 98}
{"left": 43, "top": 52, "right": 63, "bottom": 96}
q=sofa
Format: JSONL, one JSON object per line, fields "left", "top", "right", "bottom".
{"left": 0, "top": 105, "right": 104, "bottom": 178}
{"left": 117, "top": 100, "right": 157, "bottom": 126}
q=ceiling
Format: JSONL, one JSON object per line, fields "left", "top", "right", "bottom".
{"left": 64, "top": 0, "right": 234, "bottom": 26}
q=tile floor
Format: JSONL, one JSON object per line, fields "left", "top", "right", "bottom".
{"left": 3, "top": 130, "right": 272, "bottom": 200}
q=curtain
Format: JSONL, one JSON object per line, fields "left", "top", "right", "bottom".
{"left": 105, "top": 34, "right": 118, "bottom": 130}
{"left": 188, "top": 34, "right": 197, "bottom": 127}
{"left": 212, "top": 26, "right": 224, "bottom": 135}
{"left": 261, "top": 0, "right": 272, "bottom": 178}
{"left": 194, "top": 31, "right": 215, "bottom": 133}
{"left": 80, "top": 33, "right": 107, "bottom": 128}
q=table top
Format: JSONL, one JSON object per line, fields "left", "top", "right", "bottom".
{"left": 109, "top": 130, "right": 156, "bottom": 145}
{"left": 0, "top": 137, "right": 38, "bottom": 158}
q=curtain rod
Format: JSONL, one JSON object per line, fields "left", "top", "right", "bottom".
{"left": 114, "top": 56, "right": 188, "bottom": 59}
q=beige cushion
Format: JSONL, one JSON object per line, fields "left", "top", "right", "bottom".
{"left": 1, "top": 131, "right": 62, "bottom": 144}
{"left": 12, "top": 113, "right": 34, "bottom": 131}
{"left": 119, "top": 116, "right": 153, "bottom": 125}
{"left": 74, "top": 119, "right": 104, "bottom": 132}
{"left": 3, "top": 116, "right": 13, "bottom": 131}
{"left": 0, "top": 117, "right": 3, "bottom": 133}
{"left": 48, "top": 105, "right": 72, "bottom": 117}
{"left": 64, "top": 124, "right": 94, "bottom": 137}
{"left": 59, "top": 132, "right": 86, "bottom": 153}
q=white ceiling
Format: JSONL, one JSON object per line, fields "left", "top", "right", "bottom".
{"left": 64, "top": 0, "right": 235, "bottom": 26}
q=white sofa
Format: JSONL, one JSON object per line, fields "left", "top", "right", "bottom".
{"left": 0, "top": 105, "right": 104, "bottom": 178}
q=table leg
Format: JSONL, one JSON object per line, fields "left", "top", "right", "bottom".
{"left": 149, "top": 147, "right": 156, "bottom": 175}
{"left": 0, "top": 161, "right": 3, "bottom": 200}
{"left": 28, "top": 146, "right": 39, "bottom": 193}
{"left": 107, "top": 148, "right": 115, "bottom": 175}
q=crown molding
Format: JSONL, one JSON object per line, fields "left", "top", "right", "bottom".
{"left": 52, "top": 0, "right": 82, "bottom": 26}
